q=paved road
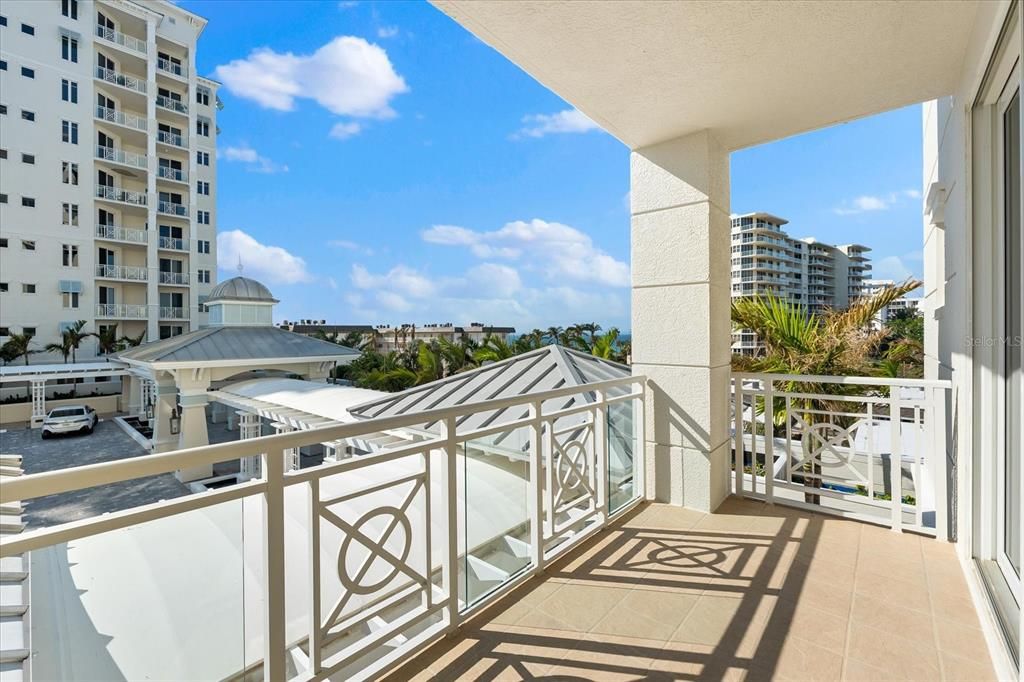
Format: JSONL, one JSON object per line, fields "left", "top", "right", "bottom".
{"left": 0, "top": 420, "right": 190, "bottom": 529}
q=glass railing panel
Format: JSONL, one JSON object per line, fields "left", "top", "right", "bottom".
{"left": 607, "top": 399, "right": 637, "bottom": 514}
{"left": 460, "top": 423, "right": 532, "bottom": 607}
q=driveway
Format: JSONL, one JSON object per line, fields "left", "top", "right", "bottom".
{"left": 0, "top": 420, "right": 190, "bottom": 529}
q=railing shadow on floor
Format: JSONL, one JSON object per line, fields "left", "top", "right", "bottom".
{"left": 392, "top": 499, "right": 827, "bottom": 681}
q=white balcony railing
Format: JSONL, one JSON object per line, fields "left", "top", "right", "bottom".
{"left": 159, "top": 306, "right": 188, "bottom": 319}
{"left": 95, "top": 105, "right": 147, "bottom": 132}
{"left": 96, "top": 303, "right": 148, "bottom": 319}
{"left": 96, "top": 224, "right": 147, "bottom": 244}
{"left": 158, "top": 200, "right": 188, "bottom": 217}
{"left": 95, "top": 65, "right": 147, "bottom": 94}
{"left": 157, "top": 58, "right": 187, "bottom": 78}
{"left": 95, "top": 264, "right": 148, "bottom": 281}
{"left": 155, "top": 95, "right": 188, "bottom": 115}
{"left": 158, "top": 271, "right": 189, "bottom": 285}
{"left": 157, "top": 130, "right": 187, "bottom": 148}
{"left": 95, "top": 185, "right": 148, "bottom": 207}
{"left": 158, "top": 236, "right": 188, "bottom": 251}
{"left": 96, "top": 145, "right": 147, "bottom": 169}
{"left": 95, "top": 25, "right": 147, "bottom": 55}
{"left": 731, "top": 373, "right": 952, "bottom": 538}
{"left": 0, "top": 374, "right": 647, "bottom": 681}
{"left": 157, "top": 165, "right": 188, "bottom": 183}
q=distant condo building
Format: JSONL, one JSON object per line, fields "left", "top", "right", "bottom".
{"left": 865, "top": 279, "right": 923, "bottom": 330}
{"left": 279, "top": 320, "right": 516, "bottom": 352}
{"left": 0, "top": 0, "right": 219, "bottom": 359}
{"left": 731, "top": 212, "right": 872, "bottom": 354}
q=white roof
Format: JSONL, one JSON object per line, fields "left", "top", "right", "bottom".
{"left": 0, "top": 361, "right": 128, "bottom": 383}
{"left": 212, "top": 378, "right": 387, "bottom": 427}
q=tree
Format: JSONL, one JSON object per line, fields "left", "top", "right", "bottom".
{"left": 119, "top": 330, "right": 146, "bottom": 350}
{"left": 731, "top": 279, "right": 922, "bottom": 503}
{"left": 545, "top": 326, "right": 564, "bottom": 346}
{"left": 45, "top": 336, "right": 73, "bottom": 364}
{"left": 2, "top": 333, "right": 38, "bottom": 366}
{"left": 474, "top": 334, "right": 516, "bottom": 363}
{"left": 884, "top": 308, "right": 924, "bottom": 345}
{"left": 92, "top": 325, "right": 120, "bottom": 356}
{"left": 63, "top": 320, "right": 89, "bottom": 363}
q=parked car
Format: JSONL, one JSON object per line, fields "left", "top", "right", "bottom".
{"left": 41, "top": 406, "right": 97, "bottom": 439}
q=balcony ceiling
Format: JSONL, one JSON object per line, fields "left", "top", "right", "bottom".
{"left": 433, "top": 0, "right": 982, "bottom": 150}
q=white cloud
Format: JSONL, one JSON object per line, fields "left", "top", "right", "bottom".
{"left": 219, "top": 144, "right": 288, "bottom": 173}
{"left": 217, "top": 230, "right": 313, "bottom": 284}
{"left": 514, "top": 109, "right": 601, "bottom": 139}
{"left": 329, "top": 121, "right": 362, "bottom": 140}
{"left": 873, "top": 255, "right": 914, "bottom": 282}
{"left": 377, "top": 25, "right": 399, "bottom": 39}
{"left": 834, "top": 189, "right": 922, "bottom": 215}
{"left": 421, "top": 219, "right": 629, "bottom": 287}
{"left": 338, "top": 1, "right": 358, "bottom": 8}
{"left": 214, "top": 36, "right": 408, "bottom": 119}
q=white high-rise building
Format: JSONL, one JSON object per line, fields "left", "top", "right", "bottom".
{"left": 730, "top": 212, "right": 872, "bottom": 354}
{"left": 0, "top": 0, "right": 219, "bottom": 360}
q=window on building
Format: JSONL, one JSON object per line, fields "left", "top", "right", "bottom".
{"left": 21, "top": 240, "right": 35, "bottom": 250}
{"left": 196, "top": 88, "right": 209, "bottom": 106}
{"left": 0, "top": 16, "right": 6, "bottom": 26}
{"left": 20, "top": 23, "right": 33, "bottom": 35}
{"left": 21, "top": 197, "right": 35, "bottom": 208}
{"left": 197, "top": 151, "right": 210, "bottom": 166}
{"left": 197, "top": 269, "right": 211, "bottom": 283}
{"left": 23, "top": 327, "right": 36, "bottom": 336}
{"left": 22, "top": 284, "right": 36, "bottom": 294}
{"left": 0, "top": 194, "right": 6, "bottom": 204}
{"left": 62, "top": 120, "right": 78, "bottom": 144}
{"left": 62, "top": 203, "right": 79, "bottom": 226}
{"left": 197, "top": 181, "right": 210, "bottom": 195}
{"left": 62, "top": 244, "right": 79, "bottom": 267}
{"left": 0, "top": 104, "right": 6, "bottom": 115}
{"left": 21, "top": 153, "right": 34, "bottom": 164}
{"left": 0, "top": 284, "right": 7, "bottom": 294}
{"left": 0, "top": 60, "right": 6, "bottom": 71}
{"left": 196, "top": 120, "right": 209, "bottom": 136}
{"left": 0, "top": 238, "right": 7, "bottom": 247}
{"left": 21, "top": 66, "right": 34, "bottom": 78}
{"left": 61, "top": 36, "right": 78, "bottom": 62}
{"left": 21, "top": 110, "right": 34, "bottom": 121}
{"left": 197, "top": 239, "right": 210, "bottom": 254}
{"left": 197, "top": 210, "right": 210, "bottom": 224}
{"left": 0, "top": 149, "right": 5, "bottom": 159}
{"left": 62, "top": 161, "right": 79, "bottom": 185}
{"left": 62, "top": 0, "right": 78, "bottom": 19}
{"left": 62, "top": 292, "right": 80, "bottom": 309}
{"left": 61, "top": 79, "right": 78, "bottom": 103}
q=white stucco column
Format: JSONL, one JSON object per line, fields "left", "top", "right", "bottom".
{"left": 630, "top": 130, "right": 732, "bottom": 512}
{"left": 272, "top": 422, "right": 299, "bottom": 472}
{"left": 238, "top": 411, "right": 262, "bottom": 481}
{"left": 124, "top": 375, "right": 143, "bottom": 416}
{"left": 210, "top": 401, "right": 225, "bottom": 424}
{"left": 151, "top": 375, "right": 179, "bottom": 453}
{"left": 30, "top": 380, "right": 46, "bottom": 428}
{"left": 175, "top": 395, "right": 211, "bottom": 483}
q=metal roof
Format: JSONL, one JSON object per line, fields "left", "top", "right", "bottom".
{"left": 0, "top": 361, "right": 129, "bottom": 383}
{"left": 347, "top": 345, "right": 632, "bottom": 434}
{"left": 116, "top": 326, "right": 360, "bottom": 365}
{"left": 207, "top": 276, "right": 278, "bottom": 303}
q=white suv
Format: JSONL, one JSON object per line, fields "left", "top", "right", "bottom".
{"left": 41, "top": 405, "right": 98, "bottom": 439}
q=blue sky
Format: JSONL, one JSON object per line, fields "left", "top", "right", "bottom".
{"left": 183, "top": 0, "right": 924, "bottom": 332}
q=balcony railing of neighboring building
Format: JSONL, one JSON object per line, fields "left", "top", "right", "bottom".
{"left": 156, "top": 58, "right": 187, "bottom": 79}
{"left": 158, "top": 236, "right": 189, "bottom": 251}
{"left": 95, "top": 25, "right": 147, "bottom": 55}
{"left": 95, "top": 303, "right": 148, "bottom": 319}
{"left": 0, "top": 374, "right": 647, "bottom": 681}
{"left": 158, "top": 271, "right": 189, "bottom": 285}
{"left": 95, "top": 185, "right": 148, "bottom": 207}
{"left": 731, "top": 373, "right": 952, "bottom": 538}
{"left": 94, "top": 105, "right": 147, "bottom": 132}
{"left": 157, "top": 200, "right": 189, "bottom": 217}
{"left": 156, "top": 165, "right": 188, "bottom": 183}
{"left": 155, "top": 95, "right": 189, "bottom": 116}
{"left": 95, "top": 264, "right": 148, "bottom": 281}
{"left": 96, "top": 224, "right": 147, "bottom": 244}
{"left": 96, "top": 145, "right": 147, "bottom": 170}
{"left": 95, "top": 66, "right": 147, "bottom": 95}
{"left": 158, "top": 306, "right": 188, "bottom": 320}
{"left": 157, "top": 130, "right": 188, "bottom": 148}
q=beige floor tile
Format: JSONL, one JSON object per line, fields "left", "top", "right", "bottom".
{"left": 766, "top": 635, "right": 845, "bottom": 681}
{"left": 484, "top": 579, "right": 564, "bottom": 626}
{"left": 941, "top": 649, "right": 1000, "bottom": 682}
{"left": 534, "top": 583, "right": 631, "bottom": 632}
{"left": 846, "top": 624, "right": 941, "bottom": 680}
{"left": 590, "top": 588, "right": 699, "bottom": 640}
{"left": 843, "top": 656, "right": 907, "bottom": 681}
{"left": 849, "top": 593, "right": 937, "bottom": 650}
{"left": 934, "top": 618, "right": 991, "bottom": 663}
{"left": 558, "top": 633, "right": 665, "bottom": 675}
{"left": 778, "top": 572, "right": 855, "bottom": 619}
{"left": 854, "top": 567, "right": 933, "bottom": 613}
{"left": 771, "top": 601, "right": 850, "bottom": 655}
{"left": 670, "top": 594, "right": 759, "bottom": 646}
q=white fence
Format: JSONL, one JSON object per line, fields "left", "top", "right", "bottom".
{"left": 731, "top": 372, "right": 951, "bottom": 537}
{"left": 0, "top": 375, "right": 645, "bottom": 681}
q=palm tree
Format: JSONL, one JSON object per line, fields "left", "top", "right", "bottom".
{"left": 2, "top": 333, "right": 38, "bottom": 366}
{"left": 545, "top": 326, "right": 564, "bottom": 346}
{"left": 63, "top": 320, "right": 89, "bottom": 363}
{"left": 438, "top": 337, "right": 477, "bottom": 374}
{"left": 339, "top": 331, "right": 367, "bottom": 350}
{"left": 45, "top": 335, "right": 73, "bottom": 364}
{"left": 92, "top": 324, "right": 120, "bottom": 356}
{"left": 118, "top": 329, "right": 146, "bottom": 351}
{"left": 590, "top": 327, "right": 621, "bottom": 360}
{"left": 415, "top": 341, "right": 445, "bottom": 385}
{"left": 474, "top": 334, "right": 516, "bottom": 363}
{"left": 731, "top": 279, "right": 922, "bottom": 503}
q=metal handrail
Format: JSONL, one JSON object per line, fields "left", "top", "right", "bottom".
{"left": 96, "top": 224, "right": 147, "bottom": 243}
{"left": 96, "top": 145, "right": 147, "bottom": 169}
{"left": 157, "top": 130, "right": 187, "bottom": 147}
{"left": 95, "top": 264, "right": 148, "bottom": 281}
{"left": 95, "top": 25, "right": 146, "bottom": 55}
{"left": 95, "top": 185, "right": 147, "bottom": 206}
{"left": 95, "top": 65, "right": 147, "bottom": 94}
{"left": 157, "top": 165, "right": 188, "bottom": 183}
{"left": 158, "top": 271, "right": 189, "bottom": 285}
{"left": 95, "top": 303, "right": 148, "bottom": 318}
{"left": 94, "top": 105, "right": 147, "bottom": 131}
{"left": 157, "top": 200, "right": 188, "bottom": 216}
{"left": 155, "top": 95, "right": 188, "bottom": 115}
{"left": 158, "top": 236, "right": 188, "bottom": 251}
{"left": 157, "top": 58, "right": 187, "bottom": 78}
{"left": 159, "top": 306, "right": 188, "bottom": 319}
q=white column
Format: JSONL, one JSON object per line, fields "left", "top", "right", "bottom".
{"left": 630, "top": 130, "right": 732, "bottom": 512}
{"left": 238, "top": 411, "right": 262, "bottom": 481}
{"left": 124, "top": 375, "right": 143, "bottom": 416}
{"left": 210, "top": 401, "right": 225, "bottom": 424}
{"left": 272, "top": 422, "right": 299, "bottom": 472}
{"left": 30, "top": 380, "right": 46, "bottom": 428}
{"left": 150, "top": 376, "right": 179, "bottom": 453}
{"left": 175, "top": 391, "right": 211, "bottom": 482}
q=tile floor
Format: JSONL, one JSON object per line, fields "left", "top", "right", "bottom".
{"left": 390, "top": 498, "right": 998, "bottom": 681}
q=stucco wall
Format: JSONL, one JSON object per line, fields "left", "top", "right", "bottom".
{"left": 0, "top": 394, "right": 122, "bottom": 425}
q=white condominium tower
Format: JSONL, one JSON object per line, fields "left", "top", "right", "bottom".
{"left": 730, "top": 212, "right": 872, "bottom": 354}
{"left": 0, "top": 0, "right": 219, "bottom": 360}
